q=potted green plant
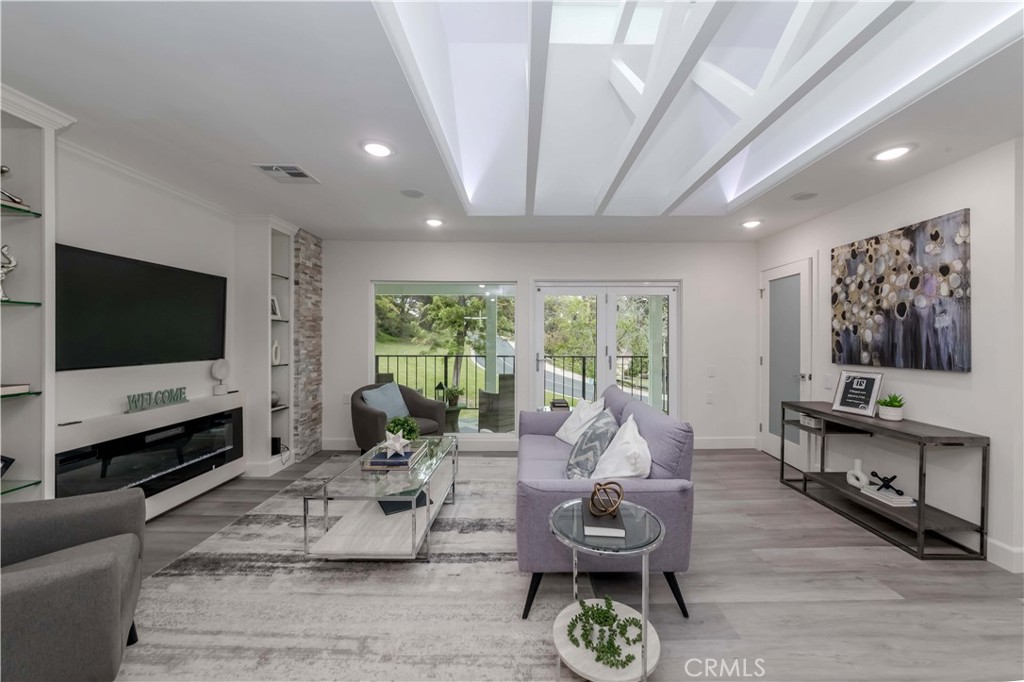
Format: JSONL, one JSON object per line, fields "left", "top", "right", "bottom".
{"left": 386, "top": 415, "right": 420, "bottom": 441}
{"left": 444, "top": 386, "right": 465, "bottom": 407}
{"left": 876, "top": 393, "right": 905, "bottom": 421}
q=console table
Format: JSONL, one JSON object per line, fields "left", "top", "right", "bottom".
{"left": 779, "top": 401, "right": 988, "bottom": 560}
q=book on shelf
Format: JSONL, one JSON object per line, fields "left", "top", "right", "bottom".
{"left": 860, "top": 486, "right": 916, "bottom": 507}
{"left": 0, "top": 199, "right": 32, "bottom": 211}
{"left": 581, "top": 498, "right": 626, "bottom": 537}
{"left": 1, "top": 384, "right": 31, "bottom": 396}
{"left": 378, "top": 491, "right": 431, "bottom": 516}
{"left": 362, "top": 442, "right": 427, "bottom": 471}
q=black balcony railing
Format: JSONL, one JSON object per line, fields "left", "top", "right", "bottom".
{"left": 374, "top": 354, "right": 515, "bottom": 409}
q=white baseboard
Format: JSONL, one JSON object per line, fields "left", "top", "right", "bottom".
{"left": 988, "top": 537, "right": 1024, "bottom": 573}
{"left": 244, "top": 455, "right": 290, "bottom": 478}
{"left": 694, "top": 436, "right": 757, "bottom": 450}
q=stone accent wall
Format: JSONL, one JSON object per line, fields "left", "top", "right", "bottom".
{"left": 292, "top": 229, "right": 323, "bottom": 461}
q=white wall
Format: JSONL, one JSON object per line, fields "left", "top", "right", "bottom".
{"left": 322, "top": 240, "right": 759, "bottom": 451}
{"left": 756, "top": 140, "right": 1024, "bottom": 573}
{"left": 54, "top": 142, "right": 237, "bottom": 423}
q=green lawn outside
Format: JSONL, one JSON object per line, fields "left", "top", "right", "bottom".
{"left": 374, "top": 339, "right": 496, "bottom": 409}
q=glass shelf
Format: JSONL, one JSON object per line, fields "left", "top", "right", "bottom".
{"left": 1, "top": 479, "right": 41, "bottom": 496}
{"left": 0, "top": 202, "right": 42, "bottom": 219}
{"left": 271, "top": 318, "right": 290, "bottom": 324}
{"left": 271, "top": 272, "right": 290, "bottom": 281}
{"left": 271, "top": 405, "right": 290, "bottom": 413}
{"left": 271, "top": 363, "right": 290, "bottom": 368}
{"left": 1, "top": 299, "right": 42, "bottom": 307}
{"left": 1, "top": 391, "right": 41, "bottom": 399}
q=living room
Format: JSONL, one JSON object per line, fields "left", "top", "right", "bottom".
{"left": 1, "top": 2, "right": 1022, "bottom": 681}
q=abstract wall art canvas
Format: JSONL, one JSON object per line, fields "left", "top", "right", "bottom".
{"left": 831, "top": 208, "right": 971, "bottom": 372}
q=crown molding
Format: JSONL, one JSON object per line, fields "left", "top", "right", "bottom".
{"left": 236, "top": 214, "right": 302, "bottom": 236}
{"left": 1, "top": 84, "right": 76, "bottom": 130}
{"left": 57, "top": 139, "right": 234, "bottom": 220}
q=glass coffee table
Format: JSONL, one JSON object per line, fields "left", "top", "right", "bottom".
{"left": 303, "top": 436, "right": 458, "bottom": 561}
{"left": 549, "top": 498, "right": 664, "bottom": 682}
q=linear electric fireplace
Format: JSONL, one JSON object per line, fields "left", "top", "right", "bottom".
{"left": 56, "top": 408, "right": 243, "bottom": 499}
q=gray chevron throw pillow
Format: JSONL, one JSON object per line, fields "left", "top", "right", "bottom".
{"left": 565, "top": 410, "right": 619, "bottom": 479}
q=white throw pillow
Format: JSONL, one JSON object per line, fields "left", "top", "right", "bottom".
{"left": 590, "top": 414, "right": 652, "bottom": 479}
{"left": 554, "top": 398, "right": 606, "bottom": 445}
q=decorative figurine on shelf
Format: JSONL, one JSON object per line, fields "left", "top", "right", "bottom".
{"left": 0, "top": 165, "right": 27, "bottom": 206}
{"left": 870, "top": 471, "right": 905, "bottom": 496}
{"left": 589, "top": 481, "right": 624, "bottom": 517}
{"left": 846, "top": 458, "right": 870, "bottom": 489}
{"left": 0, "top": 244, "right": 17, "bottom": 301}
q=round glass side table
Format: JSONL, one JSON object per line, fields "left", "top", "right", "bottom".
{"left": 549, "top": 498, "right": 664, "bottom": 682}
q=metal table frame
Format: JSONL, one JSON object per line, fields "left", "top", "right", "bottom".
{"left": 549, "top": 499, "right": 665, "bottom": 682}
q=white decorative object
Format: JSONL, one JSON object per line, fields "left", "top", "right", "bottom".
{"left": 270, "top": 391, "right": 280, "bottom": 406}
{"left": 271, "top": 340, "right": 282, "bottom": 365}
{"left": 846, "top": 458, "right": 870, "bottom": 489}
{"left": 0, "top": 244, "right": 17, "bottom": 301}
{"left": 877, "top": 405, "right": 904, "bottom": 421}
{"left": 554, "top": 398, "right": 605, "bottom": 445}
{"left": 270, "top": 295, "right": 283, "bottom": 320}
{"left": 381, "top": 429, "right": 410, "bottom": 457}
{"left": 211, "top": 359, "right": 230, "bottom": 396}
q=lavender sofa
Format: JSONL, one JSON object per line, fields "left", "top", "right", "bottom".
{"left": 516, "top": 385, "right": 694, "bottom": 619}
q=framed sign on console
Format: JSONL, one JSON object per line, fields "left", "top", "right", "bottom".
{"left": 831, "top": 370, "right": 883, "bottom": 416}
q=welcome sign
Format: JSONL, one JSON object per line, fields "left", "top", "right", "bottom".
{"left": 126, "top": 386, "right": 188, "bottom": 413}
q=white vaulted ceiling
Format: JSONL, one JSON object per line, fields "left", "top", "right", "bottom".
{"left": 1, "top": 1, "right": 1021, "bottom": 241}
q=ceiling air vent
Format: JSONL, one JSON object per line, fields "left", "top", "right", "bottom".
{"left": 252, "top": 163, "right": 320, "bottom": 184}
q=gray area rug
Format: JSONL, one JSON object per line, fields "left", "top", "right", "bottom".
{"left": 119, "top": 455, "right": 574, "bottom": 681}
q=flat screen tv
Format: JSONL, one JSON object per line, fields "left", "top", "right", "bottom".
{"left": 56, "top": 244, "right": 227, "bottom": 371}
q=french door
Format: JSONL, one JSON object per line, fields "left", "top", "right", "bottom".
{"left": 758, "top": 259, "right": 812, "bottom": 458}
{"left": 534, "top": 284, "right": 678, "bottom": 416}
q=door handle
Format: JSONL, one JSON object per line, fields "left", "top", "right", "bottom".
{"left": 536, "top": 353, "right": 542, "bottom": 372}
{"left": 797, "top": 373, "right": 811, "bottom": 381}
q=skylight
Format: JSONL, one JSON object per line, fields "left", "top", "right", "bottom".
{"left": 624, "top": 3, "right": 664, "bottom": 45}
{"left": 550, "top": 1, "right": 623, "bottom": 45}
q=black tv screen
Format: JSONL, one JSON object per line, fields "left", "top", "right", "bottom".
{"left": 56, "top": 244, "right": 227, "bottom": 371}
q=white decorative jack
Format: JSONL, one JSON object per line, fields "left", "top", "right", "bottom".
{"left": 846, "top": 458, "right": 870, "bottom": 489}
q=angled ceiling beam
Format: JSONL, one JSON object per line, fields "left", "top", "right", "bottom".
{"left": 613, "top": 1, "right": 638, "bottom": 44}
{"left": 660, "top": 1, "right": 910, "bottom": 216}
{"left": 595, "top": 2, "right": 734, "bottom": 215}
{"left": 691, "top": 59, "right": 754, "bottom": 118}
{"left": 758, "top": 1, "right": 831, "bottom": 92}
{"left": 609, "top": 58, "right": 645, "bottom": 116}
{"left": 525, "top": 1, "right": 553, "bottom": 216}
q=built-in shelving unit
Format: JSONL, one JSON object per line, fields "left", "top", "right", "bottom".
{"left": 0, "top": 87, "right": 76, "bottom": 501}
{"left": 270, "top": 227, "right": 294, "bottom": 465}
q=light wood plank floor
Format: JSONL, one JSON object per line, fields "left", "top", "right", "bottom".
{"left": 144, "top": 448, "right": 1023, "bottom": 681}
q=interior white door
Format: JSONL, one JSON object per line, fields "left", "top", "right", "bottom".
{"left": 759, "top": 260, "right": 812, "bottom": 458}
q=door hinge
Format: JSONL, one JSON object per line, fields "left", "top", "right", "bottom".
{"left": 759, "top": 288, "right": 764, "bottom": 299}
{"left": 758, "top": 423, "right": 763, "bottom": 433}
{"left": 759, "top": 356, "right": 763, "bottom": 366}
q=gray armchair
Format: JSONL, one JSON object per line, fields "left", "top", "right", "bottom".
{"left": 1, "top": 488, "right": 146, "bottom": 682}
{"left": 478, "top": 373, "right": 515, "bottom": 433}
{"left": 351, "top": 382, "right": 446, "bottom": 452}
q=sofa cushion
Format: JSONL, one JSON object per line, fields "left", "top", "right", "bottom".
{"left": 590, "top": 414, "right": 652, "bottom": 479}
{"left": 565, "top": 411, "right": 619, "bottom": 479}
{"left": 412, "top": 417, "right": 440, "bottom": 436}
{"left": 518, "top": 455, "right": 572, "bottom": 481}
{"left": 623, "top": 400, "right": 695, "bottom": 479}
{"left": 554, "top": 398, "right": 605, "bottom": 445}
{"left": 601, "top": 385, "right": 636, "bottom": 423}
{"left": 518, "top": 434, "right": 573, "bottom": 461}
{"left": 360, "top": 382, "right": 410, "bottom": 420}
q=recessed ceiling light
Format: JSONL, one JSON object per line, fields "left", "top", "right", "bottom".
{"left": 400, "top": 189, "right": 425, "bottom": 199}
{"left": 872, "top": 144, "right": 915, "bottom": 161}
{"left": 425, "top": 218, "right": 444, "bottom": 228}
{"left": 361, "top": 141, "right": 394, "bottom": 158}
{"left": 742, "top": 220, "right": 762, "bottom": 229}
{"left": 791, "top": 192, "right": 818, "bottom": 201}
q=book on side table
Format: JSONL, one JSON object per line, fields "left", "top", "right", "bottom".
{"left": 362, "top": 441, "right": 427, "bottom": 471}
{"left": 581, "top": 498, "right": 626, "bottom": 538}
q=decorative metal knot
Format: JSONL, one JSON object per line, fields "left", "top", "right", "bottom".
{"left": 870, "top": 471, "right": 904, "bottom": 496}
{"left": 589, "top": 481, "right": 624, "bottom": 517}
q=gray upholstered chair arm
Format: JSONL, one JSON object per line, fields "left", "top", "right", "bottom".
{"left": 351, "top": 391, "right": 388, "bottom": 452}
{"left": 0, "top": 489, "right": 145, "bottom": 567}
{"left": 1, "top": 555, "right": 124, "bottom": 682}
{"left": 518, "top": 410, "right": 571, "bottom": 436}
{"left": 401, "top": 387, "right": 445, "bottom": 427}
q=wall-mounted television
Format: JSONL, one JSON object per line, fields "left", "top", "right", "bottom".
{"left": 56, "top": 244, "right": 227, "bottom": 371}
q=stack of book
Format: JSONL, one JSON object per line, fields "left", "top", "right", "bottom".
{"left": 362, "top": 441, "right": 427, "bottom": 472}
{"left": 1, "top": 384, "right": 31, "bottom": 396}
{"left": 861, "top": 486, "right": 916, "bottom": 507}
{"left": 581, "top": 498, "right": 626, "bottom": 538}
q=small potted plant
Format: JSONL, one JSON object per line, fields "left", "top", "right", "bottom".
{"left": 876, "top": 393, "right": 905, "bottom": 421}
{"left": 386, "top": 416, "right": 421, "bottom": 441}
{"left": 444, "top": 386, "right": 465, "bottom": 407}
